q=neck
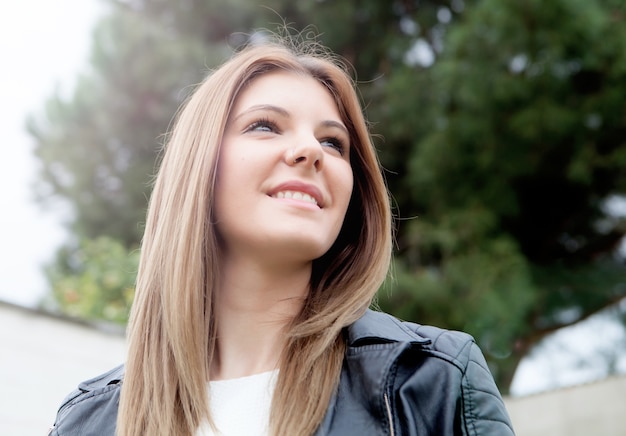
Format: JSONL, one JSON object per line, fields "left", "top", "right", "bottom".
{"left": 211, "top": 254, "right": 311, "bottom": 380}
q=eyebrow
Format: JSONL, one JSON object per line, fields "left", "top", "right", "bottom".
{"left": 232, "top": 104, "right": 349, "bottom": 136}
{"left": 233, "top": 104, "right": 289, "bottom": 121}
{"left": 320, "top": 120, "right": 350, "bottom": 137}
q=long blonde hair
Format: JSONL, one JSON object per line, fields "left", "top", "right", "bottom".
{"left": 117, "top": 38, "right": 392, "bottom": 436}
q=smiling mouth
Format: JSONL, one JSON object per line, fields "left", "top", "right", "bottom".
{"left": 271, "top": 190, "right": 319, "bottom": 206}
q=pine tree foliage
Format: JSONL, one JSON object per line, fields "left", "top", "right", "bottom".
{"left": 379, "top": 0, "right": 626, "bottom": 387}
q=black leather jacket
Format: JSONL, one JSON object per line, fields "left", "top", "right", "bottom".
{"left": 51, "top": 310, "right": 514, "bottom": 435}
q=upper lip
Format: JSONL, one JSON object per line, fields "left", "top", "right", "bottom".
{"left": 268, "top": 181, "right": 325, "bottom": 208}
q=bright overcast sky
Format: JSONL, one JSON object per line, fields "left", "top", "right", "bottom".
{"left": 0, "top": 0, "right": 103, "bottom": 306}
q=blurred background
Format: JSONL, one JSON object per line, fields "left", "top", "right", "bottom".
{"left": 1, "top": 0, "right": 626, "bottom": 434}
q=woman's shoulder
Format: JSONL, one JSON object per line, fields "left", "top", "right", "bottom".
{"left": 345, "top": 309, "right": 515, "bottom": 435}
{"left": 49, "top": 365, "right": 123, "bottom": 436}
{"left": 347, "top": 309, "right": 477, "bottom": 364}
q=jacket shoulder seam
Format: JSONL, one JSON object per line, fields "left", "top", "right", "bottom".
{"left": 405, "top": 323, "right": 476, "bottom": 366}
{"left": 68, "top": 383, "right": 121, "bottom": 407}
{"left": 79, "top": 364, "right": 124, "bottom": 390}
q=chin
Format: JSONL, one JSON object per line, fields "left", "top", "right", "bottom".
{"left": 262, "top": 233, "right": 334, "bottom": 261}
{"left": 286, "top": 241, "right": 334, "bottom": 261}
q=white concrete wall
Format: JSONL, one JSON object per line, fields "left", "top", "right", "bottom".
{"left": 0, "top": 302, "right": 126, "bottom": 436}
{"left": 505, "top": 375, "right": 626, "bottom": 436}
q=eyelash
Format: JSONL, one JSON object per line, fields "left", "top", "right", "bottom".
{"left": 320, "top": 137, "right": 346, "bottom": 155}
{"left": 244, "top": 118, "right": 347, "bottom": 156}
{"left": 245, "top": 117, "right": 279, "bottom": 133}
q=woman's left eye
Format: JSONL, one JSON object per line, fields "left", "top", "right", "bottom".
{"left": 320, "top": 137, "right": 346, "bottom": 155}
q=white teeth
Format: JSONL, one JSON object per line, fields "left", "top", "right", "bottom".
{"left": 273, "top": 190, "right": 317, "bottom": 205}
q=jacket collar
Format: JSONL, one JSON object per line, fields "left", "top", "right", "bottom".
{"left": 345, "top": 309, "right": 431, "bottom": 346}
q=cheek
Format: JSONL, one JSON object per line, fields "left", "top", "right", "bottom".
{"left": 215, "top": 147, "right": 251, "bottom": 199}
{"left": 213, "top": 156, "right": 243, "bottom": 226}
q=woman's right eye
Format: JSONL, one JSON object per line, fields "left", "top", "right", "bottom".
{"left": 245, "top": 118, "right": 278, "bottom": 133}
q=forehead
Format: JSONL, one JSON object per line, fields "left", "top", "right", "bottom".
{"left": 231, "top": 70, "right": 342, "bottom": 116}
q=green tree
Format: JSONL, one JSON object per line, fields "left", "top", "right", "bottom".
{"left": 378, "top": 0, "right": 626, "bottom": 389}
{"left": 45, "top": 236, "right": 139, "bottom": 324}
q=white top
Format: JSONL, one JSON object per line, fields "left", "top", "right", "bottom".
{"left": 196, "top": 370, "right": 279, "bottom": 436}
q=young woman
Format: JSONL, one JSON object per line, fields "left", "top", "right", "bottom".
{"left": 50, "top": 38, "right": 514, "bottom": 436}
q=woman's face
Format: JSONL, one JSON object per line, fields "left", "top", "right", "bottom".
{"left": 214, "top": 70, "right": 354, "bottom": 266}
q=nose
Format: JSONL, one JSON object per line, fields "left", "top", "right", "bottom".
{"left": 286, "top": 137, "right": 324, "bottom": 171}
